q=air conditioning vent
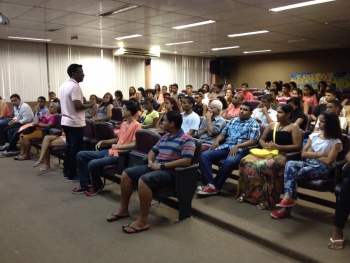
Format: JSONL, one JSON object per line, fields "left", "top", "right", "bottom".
{"left": 112, "top": 48, "right": 160, "bottom": 58}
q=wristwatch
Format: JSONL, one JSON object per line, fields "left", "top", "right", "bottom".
{"left": 160, "top": 163, "right": 166, "bottom": 170}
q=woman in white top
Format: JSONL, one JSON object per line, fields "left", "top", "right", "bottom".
{"left": 271, "top": 111, "right": 343, "bottom": 219}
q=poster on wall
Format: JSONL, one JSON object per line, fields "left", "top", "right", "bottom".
{"left": 290, "top": 72, "right": 350, "bottom": 90}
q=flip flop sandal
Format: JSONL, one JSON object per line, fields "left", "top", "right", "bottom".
{"left": 33, "top": 161, "right": 43, "bottom": 167}
{"left": 37, "top": 167, "right": 51, "bottom": 174}
{"left": 122, "top": 223, "right": 149, "bottom": 234}
{"left": 328, "top": 238, "right": 345, "bottom": 250}
{"left": 106, "top": 214, "right": 130, "bottom": 222}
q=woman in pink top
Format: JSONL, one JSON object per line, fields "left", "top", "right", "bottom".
{"left": 303, "top": 84, "right": 319, "bottom": 107}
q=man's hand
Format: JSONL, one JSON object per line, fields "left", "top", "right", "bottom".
{"left": 262, "top": 106, "right": 268, "bottom": 115}
{"left": 8, "top": 119, "right": 18, "bottom": 126}
{"left": 209, "top": 141, "right": 219, "bottom": 150}
{"left": 205, "top": 111, "right": 213, "bottom": 119}
{"left": 95, "top": 141, "right": 104, "bottom": 151}
{"left": 148, "top": 161, "right": 160, "bottom": 170}
{"left": 229, "top": 145, "right": 239, "bottom": 156}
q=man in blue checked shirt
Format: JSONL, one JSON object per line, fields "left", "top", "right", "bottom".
{"left": 197, "top": 101, "right": 260, "bottom": 196}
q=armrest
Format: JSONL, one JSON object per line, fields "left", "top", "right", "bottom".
{"left": 174, "top": 164, "right": 199, "bottom": 201}
{"left": 334, "top": 160, "right": 347, "bottom": 186}
{"left": 174, "top": 164, "right": 199, "bottom": 173}
{"left": 286, "top": 151, "right": 301, "bottom": 161}
{"left": 118, "top": 150, "right": 131, "bottom": 173}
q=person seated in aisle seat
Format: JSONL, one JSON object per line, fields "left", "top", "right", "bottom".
{"left": 209, "top": 83, "right": 225, "bottom": 99}
{"left": 277, "top": 83, "right": 291, "bottom": 103}
{"left": 49, "top": 91, "right": 60, "bottom": 105}
{"left": 197, "top": 102, "right": 260, "bottom": 195}
{"left": 185, "top": 84, "right": 195, "bottom": 98}
{"left": 311, "top": 89, "right": 337, "bottom": 121}
{"left": 313, "top": 100, "right": 347, "bottom": 134}
{"left": 145, "top": 89, "right": 160, "bottom": 110}
{"left": 180, "top": 96, "right": 200, "bottom": 136}
{"left": 193, "top": 91, "right": 207, "bottom": 117}
{"left": 107, "top": 110, "right": 195, "bottom": 234}
{"left": 0, "top": 94, "right": 33, "bottom": 156}
{"left": 252, "top": 94, "right": 277, "bottom": 125}
{"left": 71, "top": 101, "right": 141, "bottom": 195}
{"left": 171, "top": 83, "right": 179, "bottom": 100}
{"left": 222, "top": 93, "right": 243, "bottom": 120}
{"left": 197, "top": 100, "right": 226, "bottom": 152}
{"left": 240, "top": 83, "right": 254, "bottom": 101}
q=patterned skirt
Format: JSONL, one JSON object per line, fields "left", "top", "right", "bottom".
{"left": 236, "top": 154, "right": 287, "bottom": 209}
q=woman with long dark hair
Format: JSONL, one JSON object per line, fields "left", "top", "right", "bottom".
{"left": 94, "top": 92, "right": 113, "bottom": 122}
{"left": 287, "top": 97, "right": 307, "bottom": 128}
{"left": 290, "top": 88, "right": 309, "bottom": 115}
{"left": 303, "top": 84, "right": 319, "bottom": 107}
{"left": 271, "top": 111, "right": 343, "bottom": 219}
{"left": 113, "top": 90, "right": 123, "bottom": 107}
{"left": 129, "top": 86, "right": 137, "bottom": 99}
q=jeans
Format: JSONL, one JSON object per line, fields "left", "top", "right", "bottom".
{"left": 334, "top": 164, "right": 350, "bottom": 229}
{"left": 283, "top": 159, "right": 331, "bottom": 199}
{"left": 62, "top": 125, "right": 84, "bottom": 178}
{"left": 3, "top": 124, "right": 21, "bottom": 151}
{"left": 199, "top": 148, "right": 243, "bottom": 190}
{"left": 76, "top": 149, "right": 119, "bottom": 190}
{"left": 0, "top": 118, "right": 11, "bottom": 144}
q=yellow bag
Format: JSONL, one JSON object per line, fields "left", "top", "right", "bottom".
{"left": 249, "top": 122, "right": 279, "bottom": 158}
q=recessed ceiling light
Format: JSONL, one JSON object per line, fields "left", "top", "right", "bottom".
{"left": 98, "top": 5, "right": 138, "bottom": 17}
{"left": 172, "top": 20, "right": 215, "bottom": 29}
{"left": 270, "top": 0, "right": 335, "bottom": 12}
{"left": 211, "top": 46, "right": 240, "bottom": 51}
{"left": 161, "top": 50, "right": 178, "bottom": 54}
{"left": 287, "top": 39, "right": 306, "bottom": 43}
{"left": 115, "top": 34, "right": 142, "bottom": 40}
{"left": 243, "top": 50, "right": 271, "bottom": 54}
{"left": 91, "top": 44, "right": 118, "bottom": 48}
{"left": 228, "top": 30, "right": 269, "bottom": 37}
{"left": 165, "top": 41, "right": 193, "bottom": 46}
{"left": 8, "top": 36, "right": 51, "bottom": 42}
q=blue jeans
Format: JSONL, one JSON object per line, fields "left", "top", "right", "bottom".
{"left": 199, "top": 148, "right": 244, "bottom": 190}
{"left": 77, "top": 149, "right": 119, "bottom": 190}
{"left": 62, "top": 125, "right": 84, "bottom": 178}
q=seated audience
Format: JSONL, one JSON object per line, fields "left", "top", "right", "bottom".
{"left": 290, "top": 88, "right": 309, "bottom": 115}
{"left": 0, "top": 94, "right": 33, "bottom": 155}
{"left": 72, "top": 101, "right": 141, "bottom": 195}
{"left": 113, "top": 90, "right": 123, "bottom": 107}
{"left": 197, "top": 102, "right": 260, "bottom": 195}
{"left": 313, "top": 100, "right": 347, "bottom": 134}
{"left": 216, "top": 96, "right": 228, "bottom": 116}
{"left": 262, "top": 81, "right": 271, "bottom": 94}
{"left": 252, "top": 94, "right": 277, "bottom": 125}
{"left": 224, "top": 88, "right": 234, "bottom": 105}
{"left": 0, "top": 95, "right": 11, "bottom": 127}
{"left": 289, "top": 81, "right": 297, "bottom": 93}
{"left": 140, "top": 98, "right": 159, "bottom": 129}
{"left": 180, "top": 96, "right": 200, "bottom": 136}
{"left": 146, "top": 89, "right": 160, "bottom": 110}
{"left": 328, "top": 151, "right": 350, "bottom": 250}
{"left": 209, "top": 83, "right": 225, "bottom": 99}
{"left": 137, "top": 87, "right": 147, "bottom": 102}
{"left": 201, "top": 84, "right": 210, "bottom": 104}
{"left": 129, "top": 98, "right": 142, "bottom": 121}
{"left": 129, "top": 86, "right": 137, "bottom": 99}
{"left": 271, "top": 111, "right": 342, "bottom": 219}
{"left": 135, "top": 90, "right": 144, "bottom": 107}
{"left": 269, "top": 89, "right": 280, "bottom": 110}
{"left": 272, "top": 81, "right": 282, "bottom": 92}
{"left": 177, "top": 93, "right": 185, "bottom": 113}
{"left": 154, "top": 84, "right": 161, "bottom": 100}
{"left": 287, "top": 97, "right": 307, "bottom": 128}
{"left": 185, "top": 84, "right": 195, "bottom": 98}
{"left": 236, "top": 104, "right": 302, "bottom": 209}
{"left": 303, "top": 84, "right": 319, "bottom": 107}
{"left": 85, "top": 94, "right": 99, "bottom": 119}
{"left": 157, "top": 92, "right": 171, "bottom": 113}
{"left": 193, "top": 92, "right": 207, "bottom": 117}
{"left": 277, "top": 83, "right": 291, "bottom": 103}
{"left": 34, "top": 96, "right": 48, "bottom": 121}
{"left": 152, "top": 97, "right": 180, "bottom": 133}
{"left": 49, "top": 91, "right": 60, "bottom": 105}
{"left": 318, "top": 81, "right": 327, "bottom": 103}
{"left": 33, "top": 134, "right": 66, "bottom": 173}
{"left": 171, "top": 83, "right": 179, "bottom": 100}
{"left": 311, "top": 89, "right": 337, "bottom": 121}
{"left": 14, "top": 102, "right": 59, "bottom": 160}
{"left": 240, "top": 83, "right": 254, "bottom": 101}
{"left": 157, "top": 86, "right": 167, "bottom": 104}
{"left": 222, "top": 93, "right": 243, "bottom": 120}
{"left": 197, "top": 100, "right": 226, "bottom": 152}
{"left": 93, "top": 92, "right": 113, "bottom": 122}
{"left": 108, "top": 110, "right": 195, "bottom": 234}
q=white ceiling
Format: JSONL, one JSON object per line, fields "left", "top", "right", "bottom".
{"left": 0, "top": 0, "right": 349, "bottom": 57}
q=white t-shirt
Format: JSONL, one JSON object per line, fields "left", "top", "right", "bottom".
{"left": 309, "top": 132, "right": 342, "bottom": 154}
{"left": 315, "top": 117, "right": 347, "bottom": 131}
{"left": 59, "top": 78, "right": 86, "bottom": 127}
{"left": 252, "top": 108, "right": 277, "bottom": 126}
{"left": 181, "top": 111, "right": 200, "bottom": 133}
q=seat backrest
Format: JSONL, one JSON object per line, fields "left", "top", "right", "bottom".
{"left": 337, "top": 134, "right": 350, "bottom": 161}
{"left": 111, "top": 107, "right": 123, "bottom": 122}
{"left": 135, "top": 129, "right": 161, "bottom": 153}
{"left": 248, "top": 88, "right": 258, "bottom": 92}
{"left": 191, "top": 138, "right": 202, "bottom": 164}
{"left": 53, "top": 114, "right": 62, "bottom": 130}
{"left": 252, "top": 91, "right": 263, "bottom": 96}
{"left": 84, "top": 118, "right": 96, "bottom": 139}
{"left": 95, "top": 122, "right": 115, "bottom": 140}
{"left": 300, "top": 114, "right": 312, "bottom": 131}
{"left": 250, "top": 100, "right": 261, "bottom": 109}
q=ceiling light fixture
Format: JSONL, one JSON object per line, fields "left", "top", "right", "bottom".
{"left": 161, "top": 50, "right": 178, "bottom": 54}
{"left": 287, "top": 39, "right": 306, "bottom": 43}
{"left": 115, "top": 34, "right": 142, "bottom": 40}
{"left": 243, "top": 50, "right": 271, "bottom": 54}
{"left": 270, "top": 0, "right": 335, "bottom": 12}
{"left": 211, "top": 46, "right": 240, "bottom": 51}
{"left": 228, "top": 30, "right": 269, "bottom": 37}
{"left": 92, "top": 44, "right": 119, "bottom": 48}
{"left": 172, "top": 20, "right": 215, "bottom": 29}
{"left": 98, "top": 5, "right": 138, "bottom": 17}
{"left": 0, "top": 12, "right": 9, "bottom": 25}
{"left": 165, "top": 41, "right": 193, "bottom": 46}
{"left": 8, "top": 36, "right": 51, "bottom": 42}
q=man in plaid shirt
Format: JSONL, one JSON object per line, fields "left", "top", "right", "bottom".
{"left": 197, "top": 101, "right": 260, "bottom": 195}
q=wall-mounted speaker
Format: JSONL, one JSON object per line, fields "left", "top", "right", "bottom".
{"left": 220, "top": 61, "right": 230, "bottom": 77}
{"left": 210, "top": 60, "right": 220, "bottom": 74}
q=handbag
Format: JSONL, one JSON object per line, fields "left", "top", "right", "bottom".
{"left": 18, "top": 122, "right": 36, "bottom": 135}
{"left": 250, "top": 122, "right": 279, "bottom": 158}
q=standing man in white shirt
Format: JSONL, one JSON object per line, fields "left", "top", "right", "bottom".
{"left": 59, "top": 64, "right": 93, "bottom": 181}
{"left": 252, "top": 94, "right": 277, "bottom": 126}
{"left": 180, "top": 96, "right": 200, "bottom": 136}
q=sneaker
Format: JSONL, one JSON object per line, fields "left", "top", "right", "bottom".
{"left": 276, "top": 199, "right": 295, "bottom": 208}
{"left": 270, "top": 210, "right": 291, "bottom": 219}
{"left": 85, "top": 186, "right": 104, "bottom": 196}
{"left": 71, "top": 186, "right": 90, "bottom": 195}
{"left": 0, "top": 144, "right": 8, "bottom": 151}
{"left": 66, "top": 176, "right": 79, "bottom": 182}
{"left": 197, "top": 185, "right": 218, "bottom": 196}
{"left": 2, "top": 150, "right": 20, "bottom": 157}
{"left": 197, "top": 185, "right": 205, "bottom": 191}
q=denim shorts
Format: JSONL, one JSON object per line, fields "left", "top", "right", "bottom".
{"left": 125, "top": 164, "right": 175, "bottom": 191}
